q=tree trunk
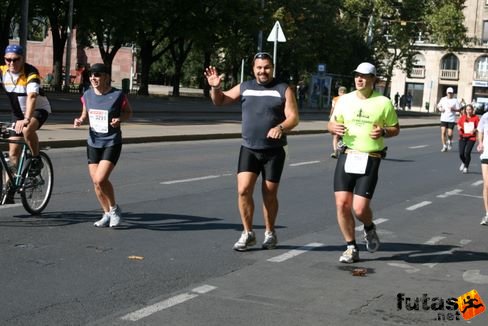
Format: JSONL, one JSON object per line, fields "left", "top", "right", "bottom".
{"left": 137, "top": 41, "right": 153, "bottom": 96}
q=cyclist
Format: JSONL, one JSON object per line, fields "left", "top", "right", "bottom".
{"left": 0, "top": 44, "right": 51, "bottom": 203}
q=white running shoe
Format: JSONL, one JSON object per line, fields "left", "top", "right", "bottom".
{"left": 459, "top": 163, "right": 465, "bottom": 171}
{"left": 233, "top": 231, "right": 256, "bottom": 251}
{"left": 441, "top": 145, "right": 447, "bottom": 152}
{"left": 462, "top": 167, "right": 468, "bottom": 174}
{"left": 109, "top": 205, "right": 122, "bottom": 227}
{"left": 94, "top": 213, "right": 110, "bottom": 227}
{"left": 262, "top": 231, "right": 278, "bottom": 249}
{"left": 481, "top": 215, "right": 488, "bottom": 225}
{"left": 447, "top": 141, "right": 452, "bottom": 151}
{"left": 339, "top": 246, "right": 359, "bottom": 263}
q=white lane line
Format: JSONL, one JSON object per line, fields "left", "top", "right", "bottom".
{"left": 457, "top": 193, "right": 483, "bottom": 199}
{"left": 421, "top": 239, "right": 471, "bottom": 268}
{"left": 161, "top": 175, "right": 221, "bottom": 185}
{"left": 267, "top": 242, "right": 323, "bottom": 263}
{"left": 409, "top": 145, "right": 428, "bottom": 149}
{"left": 289, "top": 160, "right": 321, "bottom": 167}
{"left": 354, "top": 218, "right": 389, "bottom": 231}
{"left": 387, "top": 262, "right": 420, "bottom": 273}
{"left": 424, "top": 236, "right": 446, "bottom": 245}
{"left": 406, "top": 201, "right": 432, "bottom": 211}
{"left": 120, "top": 284, "right": 217, "bottom": 321}
{"left": 437, "top": 189, "right": 463, "bottom": 198}
{"left": 472, "top": 180, "right": 483, "bottom": 186}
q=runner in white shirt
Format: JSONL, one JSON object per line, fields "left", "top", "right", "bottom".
{"left": 476, "top": 111, "right": 488, "bottom": 225}
{"left": 437, "top": 87, "right": 460, "bottom": 152}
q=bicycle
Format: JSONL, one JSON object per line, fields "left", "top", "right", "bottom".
{"left": 0, "top": 122, "right": 54, "bottom": 214}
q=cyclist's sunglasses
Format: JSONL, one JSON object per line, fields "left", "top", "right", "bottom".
{"left": 5, "top": 57, "right": 21, "bottom": 63}
{"left": 253, "top": 52, "right": 272, "bottom": 60}
{"left": 90, "top": 72, "right": 103, "bottom": 77}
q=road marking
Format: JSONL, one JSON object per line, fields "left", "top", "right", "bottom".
{"left": 406, "top": 201, "right": 432, "bottom": 211}
{"left": 267, "top": 242, "right": 323, "bottom": 262}
{"left": 161, "top": 175, "right": 221, "bottom": 185}
{"left": 457, "top": 193, "right": 483, "bottom": 199}
{"left": 472, "top": 180, "right": 483, "bottom": 186}
{"left": 437, "top": 189, "right": 463, "bottom": 198}
{"left": 387, "top": 262, "right": 420, "bottom": 273}
{"left": 423, "top": 236, "right": 446, "bottom": 245}
{"left": 421, "top": 239, "right": 471, "bottom": 268}
{"left": 463, "top": 270, "right": 488, "bottom": 284}
{"left": 120, "top": 284, "right": 217, "bottom": 321}
{"left": 409, "top": 145, "right": 428, "bottom": 149}
{"left": 289, "top": 160, "right": 321, "bottom": 167}
{"left": 354, "top": 218, "right": 388, "bottom": 231}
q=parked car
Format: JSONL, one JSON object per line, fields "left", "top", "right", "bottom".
{"left": 474, "top": 102, "right": 487, "bottom": 115}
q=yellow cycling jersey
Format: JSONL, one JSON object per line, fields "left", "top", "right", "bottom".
{"left": 0, "top": 63, "right": 51, "bottom": 119}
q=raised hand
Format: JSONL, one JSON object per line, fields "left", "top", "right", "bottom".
{"left": 204, "top": 66, "right": 222, "bottom": 88}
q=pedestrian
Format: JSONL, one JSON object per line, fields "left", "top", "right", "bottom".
{"left": 0, "top": 44, "right": 51, "bottom": 203}
{"left": 457, "top": 104, "right": 479, "bottom": 174}
{"left": 437, "top": 87, "right": 460, "bottom": 152}
{"left": 73, "top": 63, "right": 133, "bottom": 228}
{"left": 327, "top": 62, "right": 400, "bottom": 263}
{"left": 329, "top": 86, "right": 347, "bottom": 158}
{"left": 406, "top": 92, "right": 413, "bottom": 110}
{"left": 394, "top": 92, "right": 400, "bottom": 109}
{"left": 204, "top": 52, "right": 299, "bottom": 251}
{"left": 476, "top": 109, "right": 488, "bottom": 225}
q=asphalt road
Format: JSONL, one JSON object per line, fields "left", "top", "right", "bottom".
{"left": 0, "top": 127, "right": 487, "bottom": 325}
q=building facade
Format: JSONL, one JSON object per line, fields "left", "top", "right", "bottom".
{"left": 390, "top": 0, "right": 488, "bottom": 111}
{"left": 11, "top": 29, "right": 133, "bottom": 87}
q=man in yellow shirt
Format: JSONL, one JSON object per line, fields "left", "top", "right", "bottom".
{"left": 327, "top": 62, "right": 400, "bottom": 263}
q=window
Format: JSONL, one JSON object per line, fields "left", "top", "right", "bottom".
{"left": 441, "top": 54, "right": 459, "bottom": 71}
{"left": 475, "top": 56, "right": 488, "bottom": 80}
{"left": 483, "top": 21, "right": 488, "bottom": 43}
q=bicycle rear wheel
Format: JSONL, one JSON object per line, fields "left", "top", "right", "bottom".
{"left": 21, "top": 151, "right": 54, "bottom": 214}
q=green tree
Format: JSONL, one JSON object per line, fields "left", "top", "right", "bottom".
{"left": 34, "top": 0, "right": 78, "bottom": 91}
{"left": 0, "top": 0, "right": 20, "bottom": 55}
{"left": 77, "top": 0, "right": 137, "bottom": 74}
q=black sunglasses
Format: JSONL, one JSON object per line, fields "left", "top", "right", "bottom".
{"left": 90, "top": 72, "right": 103, "bottom": 77}
{"left": 253, "top": 52, "right": 272, "bottom": 60}
{"left": 5, "top": 57, "right": 20, "bottom": 63}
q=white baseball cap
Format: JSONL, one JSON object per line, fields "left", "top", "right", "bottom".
{"left": 446, "top": 87, "right": 454, "bottom": 94}
{"left": 353, "top": 62, "right": 376, "bottom": 76}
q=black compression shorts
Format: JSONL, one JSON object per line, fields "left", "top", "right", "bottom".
{"left": 333, "top": 152, "right": 381, "bottom": 199}
{"left": 237, "top": 145, "right": 287, "bottom": 183}
{"left": 87, "top": 143, "right": 122, "bottom": 165}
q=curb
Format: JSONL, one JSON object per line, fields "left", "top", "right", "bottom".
{"left": 40, "top": 123, "right": 438, "bottom": 149}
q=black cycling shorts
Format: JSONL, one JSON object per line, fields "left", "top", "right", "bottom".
{"left": 11, "top": 109, "right": 49, "bottom": 129}
{"left": 237, "top": 145, "right": 287, "bottom": 183}
{"left": 333, "top": 152, "right": 381, "bottom": 199}
{"left": 87, "top": 143, "right": 122, "bottom": 165}
{"left": 440, "top": 121, "right": 456, "bottom": 129}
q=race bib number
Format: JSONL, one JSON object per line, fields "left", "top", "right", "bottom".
{"left": 89, "top": 109, "right": 109, "bottom": 133}
{"left": 464, "top": 122, "right": 474, "bottom": 134}
{"left": 344, "top": 151, "right": 368, "bottom": 174}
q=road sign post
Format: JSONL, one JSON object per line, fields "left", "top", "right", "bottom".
{"left": 267, "top": 21, "right": 286, "bottom": 77}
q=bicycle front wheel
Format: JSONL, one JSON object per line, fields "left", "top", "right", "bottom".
{"left": 21, "top": 151, "right": 54, "bottom": 215}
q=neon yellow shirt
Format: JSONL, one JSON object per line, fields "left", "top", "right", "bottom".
{"left": 333, "top": 90, "right": 398, "bottom": 152}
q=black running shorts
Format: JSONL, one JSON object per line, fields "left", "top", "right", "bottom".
{"left": 87, "top": 143, "right": 122, "bottom": 165}
{"left": 333, "top": 152, "right": 381, "bottom": 199}
{"left": 237, "top": 145, "right": 287, "bottom": 183}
